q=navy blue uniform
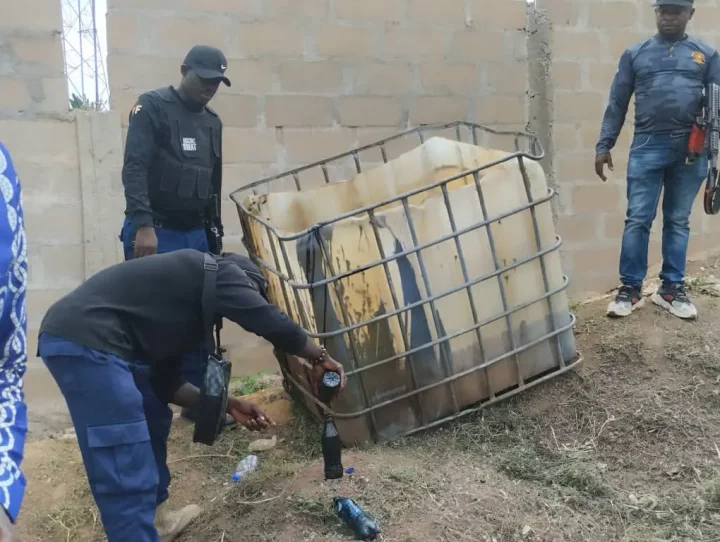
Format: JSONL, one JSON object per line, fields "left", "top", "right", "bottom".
{"left": 120, "top": 86, "right": 224, "bottom": 400}
{"left": 38, "top": 250, "right": 307, "bottom": 541}
{"left": 121, "top": 86, "right": 223, "bottom": 234}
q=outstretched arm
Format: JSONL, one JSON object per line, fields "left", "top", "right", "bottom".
{"left": 215, "top": 263, "right": 346, "bottom": 389}
{"left": 0, "top": 142, "right": 28, "bottom": 531}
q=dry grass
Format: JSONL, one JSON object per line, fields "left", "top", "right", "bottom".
{"left": 18, "top": 257, "right": 720, "bottom": 541}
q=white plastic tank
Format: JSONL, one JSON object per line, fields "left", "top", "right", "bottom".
{"left": 236, "top": 127, "right": 578, "bottom": 445}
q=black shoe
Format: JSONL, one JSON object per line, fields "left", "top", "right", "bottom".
{"left": 606, "top": 284, "right": 644, "bottom": 317}
{"left": 652, "top": 283, "right": 697, "bottom": 320}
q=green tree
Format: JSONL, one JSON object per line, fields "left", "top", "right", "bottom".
{"left": 69, "top": 93, "right": 98, "bottom": 111}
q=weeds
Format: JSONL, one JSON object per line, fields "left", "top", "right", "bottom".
{"left": 596, "top": 330, "right": 646, "bottom": 366}
{"left": 496, "top": 444, "right": 609, "bottom": 497}
{"left": 685, "top": 276, "right": 720, "bottom": 297}
{"left": 230, "top": 372, "right": 276, "bottom": 396}
{"left": 287, "top": 494, "right": 335, "bottom": 523}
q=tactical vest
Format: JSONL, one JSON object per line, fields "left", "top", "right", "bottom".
{"left": 148, "top": 87, "right": 221, "bottom": 222}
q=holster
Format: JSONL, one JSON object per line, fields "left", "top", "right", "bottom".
{"left": 192, "top": 253, "right": 232, "bottom": 446}
{"left": 205, "top": 224, "right": 223, "bottom": 255}
{"left": 205, "top": 193, "right": 223, "bottom": 255}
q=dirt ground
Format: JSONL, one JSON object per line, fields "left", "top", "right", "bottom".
{"left": 17, "top": 257, "right": 720, "bottom": 542}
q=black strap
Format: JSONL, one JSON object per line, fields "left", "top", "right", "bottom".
{"left": 202, "top": 253, "right": 219, "bottom": 356}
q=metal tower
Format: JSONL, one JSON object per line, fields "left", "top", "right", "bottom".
{"left": 61, "top": 0, "right": 109, "bottom": 110}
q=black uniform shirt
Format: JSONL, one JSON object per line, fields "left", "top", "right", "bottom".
{"left": 39, "top": 249, "right": 307, "bottom": 401}
{"left": 122, "top": 87, "right": 223, "bottom": 231}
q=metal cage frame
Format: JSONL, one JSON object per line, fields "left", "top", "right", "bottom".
{"left": 230, "top": 121, "right": 582, "bottom": 442}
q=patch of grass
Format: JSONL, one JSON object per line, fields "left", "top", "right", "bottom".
{"left": 685, "top": 277, "right": 720, "bottom": 297}
{"left": 287, "top": 493, "right": 336, "bottom": 524}
{"left": 496, "top": 445, "right": 550, "bottom": 483}
{"left": 43, "top": 504, "right": 101, "bottom": 541}
{"left": 551, "top": 462, "right": 608, "bottom": 497}
{"left": 231, "top": 372, "right": 274, "bottom": 396}
{"left": 444, "top": 402, "right": 536, "bottom": 452}
{"left": 700, "top": 476, "right": 720, "bottom": 510}
{"left": 283, "top": 403, "right": 322, "bottom": 461}
{"left": 621, "top": 478, "right": 720, "bottom": 541}
{"left": 383, "top": 467, "right": 420, "bottom": 485}
{"left": 228, "top": 467, "right": 290, "bottom": 507}
{"left": 497, "top": 444, "right": 609, "bottom": 498}
{"left": 596, "top": 330, "right": 645, "bottom": 365}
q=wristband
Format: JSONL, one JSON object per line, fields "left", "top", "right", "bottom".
{"left": 310, "top": 345, "right": 328, "bottom": 366}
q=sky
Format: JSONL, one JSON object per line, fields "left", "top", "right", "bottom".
{"left": 62, "top": 0, "right": 109, "bottom": 108}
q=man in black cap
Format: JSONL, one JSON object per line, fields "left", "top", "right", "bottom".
{"left": 120, "top": 45, "right": 233, "bottom": 425}
{"left": 117, "top": 45, "right": 234, "bottom": 534}
{"left": 596, "top": 0, "right": 720, "bottom": 320}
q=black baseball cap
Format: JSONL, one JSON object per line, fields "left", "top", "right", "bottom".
{"left": 654, "top": 0, "right": 693, "bottom": 7}
{"left": 183, "top": 45, "right": 231, "bottom": 87}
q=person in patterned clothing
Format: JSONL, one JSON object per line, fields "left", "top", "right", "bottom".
{"left": 595, "top": 0, "right": 720, "bottom": 320}
{"left": 0, "top": 141, "right": 28, "bottom": 542}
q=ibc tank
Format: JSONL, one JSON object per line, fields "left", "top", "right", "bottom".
{"left": 231, "top": 122, "right": 580, "bottom": 446}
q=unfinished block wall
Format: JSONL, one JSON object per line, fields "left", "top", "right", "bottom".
{"left": 1, "top": 1, "right": 126, "bottom": 423}
{"left": 106, "top": 0, "right": 530, "bottom": 257}
{"left": 106, "top": 0, "right": 720, "bottom": 297}
{"left": 1, "top": 1, "right": 81, "bottom": 355}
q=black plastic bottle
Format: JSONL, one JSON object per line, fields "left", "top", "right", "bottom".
{"left": 334, "top": 497, "right": 381, "bottom": 541}
{"left": 318, "top": 371, "right": 343, "bottom": 480}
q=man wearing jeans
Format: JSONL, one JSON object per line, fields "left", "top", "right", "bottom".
{"left": 596, "top": 0, "right": 720, "bottom": 320}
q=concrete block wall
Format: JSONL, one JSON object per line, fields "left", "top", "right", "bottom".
{"left": 1, "top": 0, "right": 82, "bottom": 358}
{"left": 0, "top": 2, "right": 68, "bottom": 116}
{"left": 546, "top": 0, "right": 720, "bottom": 295}
{"left": 106, "top": 0, "right": 530, "bottom": 256}
{"left": 106, "top": 0, "right": 720, "bottom": 301}
{"left": 1, "top": 1, "right": 127, "bottom": 429}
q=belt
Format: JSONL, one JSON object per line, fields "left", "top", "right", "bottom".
{"left": 153, "top": 217, "right": 205, "bottom": 231}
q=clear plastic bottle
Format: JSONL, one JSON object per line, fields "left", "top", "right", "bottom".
{"left": 232, "top": 454, "right": 258, "bottom": 482}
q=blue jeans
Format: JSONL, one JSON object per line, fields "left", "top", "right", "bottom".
{"left": 39, "top": 333, "right": 169, "bottom": 542}
{"left": 120, "top": 218, "right": 208, "bottom": 388}
{"left": 619, "top": 132, "right": 707, "bottom": 287}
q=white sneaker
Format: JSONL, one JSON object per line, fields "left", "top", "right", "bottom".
{"left": 607, "top": 285, "right": 644, "bottom": 317}
{"left": 154, "top": 502, "right": 203, "bottom": 542}
{"left": 651, "top": 283, "right": 697, "bottom": 320}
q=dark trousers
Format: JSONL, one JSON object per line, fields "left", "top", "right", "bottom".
{"left": 119, "top": 217, "right": 209, "bottom": 388}
{"left": 39, "top": 332, "right": 170, "bottom": 542}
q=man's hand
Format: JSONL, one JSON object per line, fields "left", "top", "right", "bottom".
{"left": 227, "top": 396, "right": 274, "bottom": 431}
{"left": 310, "top": 355, "right": 347, "bottom": 395}
{"left": 0, "top": 508, "right": 18, "bottom": 542}
{"left": 595, "top": 153, "right": 614, "bottom": 182}
{"left": 133, "top": 226, "right": 158, "bottom": 258}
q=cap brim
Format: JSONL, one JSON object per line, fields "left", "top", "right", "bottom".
{"left": 193, "top": 68, "right": 231, "bottom": 87}
{"left": 653, "top": 0, "right": 693, "bottom": 6}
